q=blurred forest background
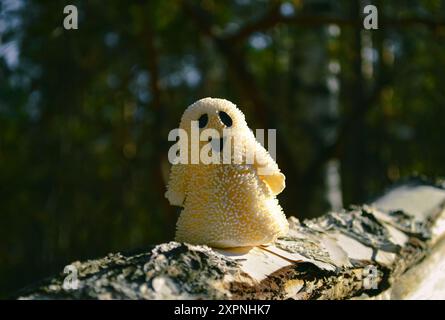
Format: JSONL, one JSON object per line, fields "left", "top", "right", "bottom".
{"left": 1, "top": 0, "right": 445, "bottom": 297}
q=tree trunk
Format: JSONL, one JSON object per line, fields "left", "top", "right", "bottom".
{"left": 15, "top": 178, "right": 445, "bottom": 300}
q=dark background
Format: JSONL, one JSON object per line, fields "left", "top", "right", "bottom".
{"left": 1, "top": 0, "right": 445, "bottom": 298}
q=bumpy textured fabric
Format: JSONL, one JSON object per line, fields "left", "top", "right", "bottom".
{"left": 165, "top": 97, "right": 288, "bottom": 248}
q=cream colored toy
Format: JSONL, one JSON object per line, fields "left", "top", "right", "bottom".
{"left": 165, "top": 97, "right": 288, "bottom": 248}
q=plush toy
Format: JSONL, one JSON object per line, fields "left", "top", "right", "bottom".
{"left": 165, "top": 97, "right": 288, "bottom": 248}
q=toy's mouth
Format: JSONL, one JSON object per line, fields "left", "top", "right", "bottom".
{"left": 209, "top": 137, "right": 225, "bottom": 152}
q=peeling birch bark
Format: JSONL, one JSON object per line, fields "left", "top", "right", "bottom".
{"left": 16, "top": 178, "right": 445, "bottom": 300}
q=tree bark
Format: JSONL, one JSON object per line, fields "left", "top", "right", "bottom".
{"left": 15, "top": 177, "right": 445, "bottom": 300}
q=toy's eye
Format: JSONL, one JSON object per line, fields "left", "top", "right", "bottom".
{"left": 218, "top": 111, "right": 232, "bottom": 127}
{"left": 198, "top": 114, "right": 208, "bottom": 128}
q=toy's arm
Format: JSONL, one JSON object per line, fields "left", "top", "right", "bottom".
{"left": 165, "top": 164, "right": 188, "bottom": 206}
{"left": 253, "top": 141, "right": 286, "bottom": 196}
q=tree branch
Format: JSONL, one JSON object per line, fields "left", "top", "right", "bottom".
{"left": 15, "top": 179, "right": 445, "bottom": 300}
{"left": 225, "top": 10, "right": 445, "bottom": 44}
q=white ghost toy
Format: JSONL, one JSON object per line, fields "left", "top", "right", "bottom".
{"left": 165, "top": 97, "right": 289, "bottom": 248}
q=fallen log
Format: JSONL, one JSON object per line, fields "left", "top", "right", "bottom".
{"left": 16, "top": 177, "right": 445, "bottom": 300}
